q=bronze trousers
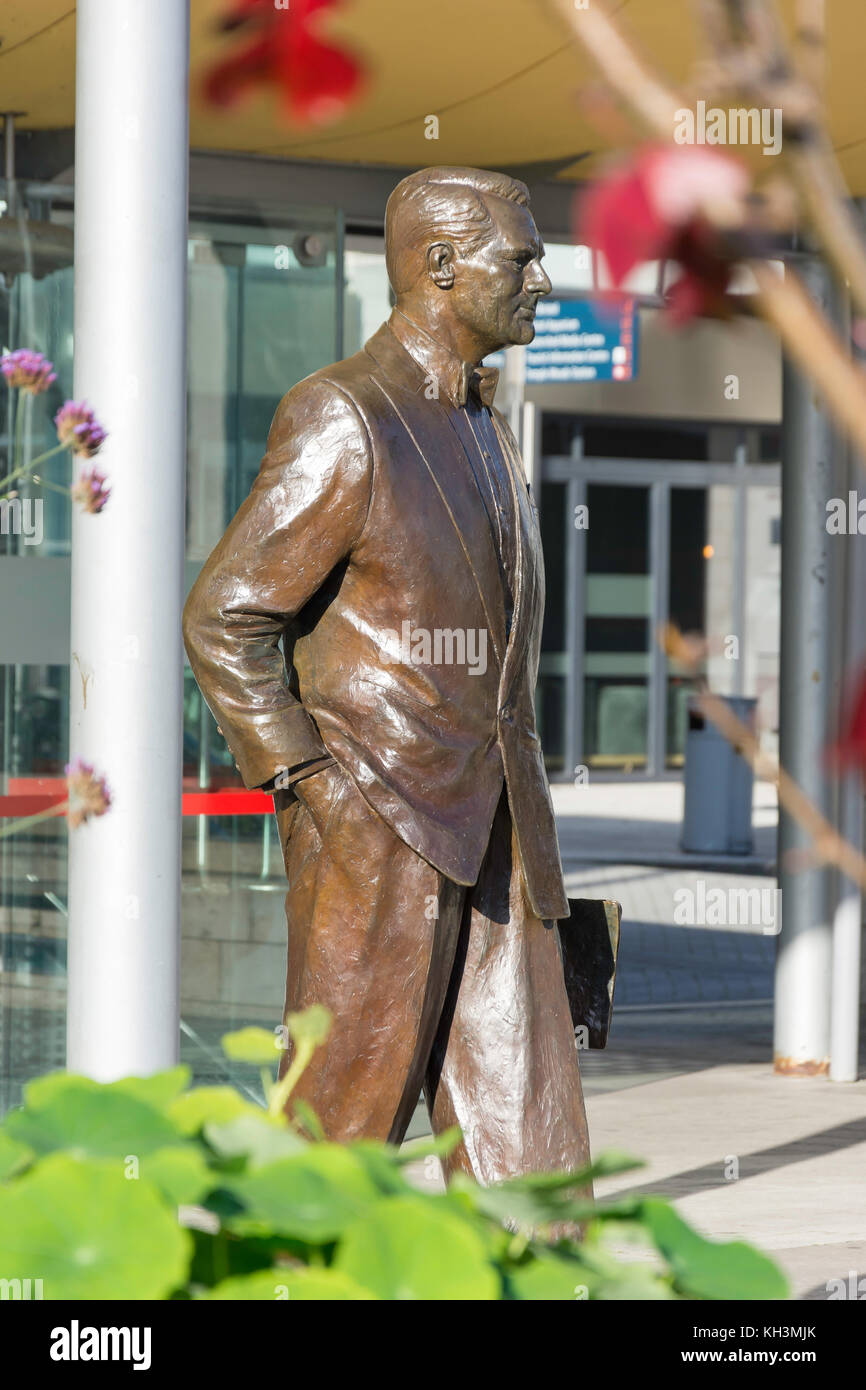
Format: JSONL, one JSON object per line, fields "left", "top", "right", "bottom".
{"left": 275, "top": 768, "right": 590, "bottom": 1184}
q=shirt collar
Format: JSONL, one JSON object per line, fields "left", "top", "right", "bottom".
{"left": 389, "top": 308, "right": 499, "bottom": 409}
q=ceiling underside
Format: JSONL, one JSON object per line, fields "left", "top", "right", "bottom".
{"left": 3, "top": 1, "right": 866, "bottom": 194}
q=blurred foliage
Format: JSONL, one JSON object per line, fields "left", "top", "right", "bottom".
{"left": 0, "top": 1009, "right": 788, "bottom": 1301}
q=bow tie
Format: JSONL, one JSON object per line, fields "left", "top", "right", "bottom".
{"left": 456, "top": 362, "right": 500, "bottom": 409}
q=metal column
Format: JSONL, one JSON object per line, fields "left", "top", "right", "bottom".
{"left": 566, "top": 472, "right": 587, "bottom": 783}
{"left": 649, "top": 480, "right": 671, "bottom": 777}
{"left": 67, "top": 0, "right": 190, "bottom": 1077}
{"left": 774, "top": 256, "right": 846, "bottom": 1075}
{"left": 731, "top": 438, "right": 748, "bottom": 699}
{"left": 831, "top": 370, "right": 865, "bottom": 1082}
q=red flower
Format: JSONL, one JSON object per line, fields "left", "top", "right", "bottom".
{"left": 826, "top": 666, "right": 866, "bottom": 776}
{"left": 204, "top": 0, "right": 365, "bottom": 125}
{"left": 579, "top": 145, "right": 749, "bottom": 323}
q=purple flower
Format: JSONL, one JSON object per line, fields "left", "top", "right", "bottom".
{"left": 65, "top": 758, "right": 112, "bottom": 828}
{"left": 54, "top": 400, "right": 108, "bottom": 458}
{"left": 71, "top": 466, "right": 111, "bottom": 514}
{"left": 0, "top": 349, "right": 57, "bottom": 395}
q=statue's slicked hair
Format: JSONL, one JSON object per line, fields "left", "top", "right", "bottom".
{"left": 385, "top": 166, "right": 531, "bottom": 296}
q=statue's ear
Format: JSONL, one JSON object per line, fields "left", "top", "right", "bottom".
{"left": 426, "top": 241, "right": 455, "bottom": 288}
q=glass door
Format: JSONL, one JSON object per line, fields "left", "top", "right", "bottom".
{"left": 536, "top": 424, "right": 780, "bottom": 780}
{"left": 583, "top": 483, "right": 652, "bottom": 770}
{"left": 666, "top": 486, "right": 710, "bottom": 767}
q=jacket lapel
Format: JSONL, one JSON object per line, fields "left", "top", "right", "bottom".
{"left": 364, "top": 326, "right": 508, "bottom": 669}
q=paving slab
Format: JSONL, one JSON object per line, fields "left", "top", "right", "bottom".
{"left": 587, "top": 1062, "right": 866, "bottom": 1300}
{"left": 553, "top": 778, "right": 778, "bottom": 872}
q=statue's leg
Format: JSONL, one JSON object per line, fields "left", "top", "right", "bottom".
{"left": 276, "top": 770, "right": 464, "bottom": 1143}
{"left": 424, "top": 789, "right": 591, "bottom": 1186}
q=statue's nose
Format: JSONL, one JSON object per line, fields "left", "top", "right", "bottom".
{"left": 528, "top": 261, "right": 552, "bottom": 295}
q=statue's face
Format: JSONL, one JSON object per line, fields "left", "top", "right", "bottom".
{"left": 435, "top": 197, "right": 551, "bottom": 356}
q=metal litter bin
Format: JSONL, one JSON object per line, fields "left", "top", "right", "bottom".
{"left": 681, "top": 696, "right": 757, "bottom": 855}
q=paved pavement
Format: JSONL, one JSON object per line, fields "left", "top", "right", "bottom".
{"left": 553, "top": 777, "right": 778, "bottom": 872}
{"left": 589, "top": 1061, "right": 866, "bottom": 1301}
{"left": 408, "top": 780, "right": 866, "bottom": 1301}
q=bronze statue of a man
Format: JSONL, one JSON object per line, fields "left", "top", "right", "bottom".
{"left": 183, "top": 166, "right": 591, "bottom": 1184}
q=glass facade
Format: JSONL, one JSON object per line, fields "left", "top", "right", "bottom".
{"left": 0, "top": 186, "right": 393, "bottom": 1110}
{"left": 1, "top": 193, "right": 75, "bottom": 1110}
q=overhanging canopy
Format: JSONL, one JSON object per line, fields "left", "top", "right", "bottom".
{"left": 3, "top": 1, "right": 866, "bottom": 192}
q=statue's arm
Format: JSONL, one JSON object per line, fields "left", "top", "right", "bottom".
{"left": 182, "top": 377, "right": 373, "bottom": 789}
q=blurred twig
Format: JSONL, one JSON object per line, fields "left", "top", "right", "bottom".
{"left": 550, "top": 0, "right": 866, "bottom": 466}
{"left": 664, "top": 626, "right": 866, "bottom": 889}
{"left": 709, "top": 0, "right": 866, "bottom": 320}
{"left": 752, "top": 263, "right": 866, "bottom": 462}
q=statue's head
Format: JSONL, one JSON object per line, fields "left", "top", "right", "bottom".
{"left": 385, "top": 166, "right": 551, "bottom": 362}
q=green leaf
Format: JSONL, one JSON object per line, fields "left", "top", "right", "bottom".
{"left": 499, "top": 1151, "right": 644, "bottom": 1192}
{"left": 201, "top": 1267, "right": 378, "bottom": 1300}
{"left": 0, "top": 1155, "right": 191, "bottom": 1300}
{"left": 638, "top": 1198, "right": 789, "bottom": 1300}
{"left": 140, "top": 1146, "right": 215, "bottom": 1207}
{"left": 16, "top": 1069, "right": 191, "bottom": 1115}
{"left": 578, "top": 1150, "right": 646, "bottom": 1181}
{"left": 6, "top": 1082, "right": 182, "bottom": 1159}
{"left": 499, "top": 1229, "right": 676, "bottom": 1301}
{"left": 204, "top": 1113, "right": 306, "bottom": 1169}
{"left": 187, "top": 1228, "right": 298, "bottom": 1288}
{"left": 574, "top": 1239, "right": 678, "bottom": 1300}
{"left": 349, "top": 1142, "right": 415, "bottom": 1197}
{"left": 286, "top": 1005, "right": 332, "bottom": 1050}
{"left": 448, "top": 1152, "right": 646, "bottom": 1232}
{"left": 20, "top": 1071, "right": 99, "bottom": 1109}
{"left": 168, "top": 1086, "right": 264, "bottom": 1136}
{"left": 225, "top": 1144, "right": 383, "bottom": 1242}
{"left": 593, "top": 1270, "right": 677, "bottom": 1301}
{"left": 0, "top": 1129, "right": 33, "bottom": 1182}
{"left": 291, "top": 1098, "right": 326, "bottom": 1141}
{"left": 450, "top": 1174, "right": 563, "bottom": 1230}
{"left": 450, "top": 1176, "right": 624, "bottom": 1233}
{"left": 505, "top": 1248, "right": 598, "bottom": 1301}
{"left": 221, "top": 1027, "right": 283, "bottom": 1065}
{"left": 335, "top": 1194, "right": 500, "bottom": 1300}
{"left": 395, "top": 1126, "right": 462, "bottom": 1164}
{"left": 106, "top": 1067, "right": 192, "bottom": 1111}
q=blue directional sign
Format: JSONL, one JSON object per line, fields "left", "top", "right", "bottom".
{"left": 526, "top": 297, "right": 639, "bottom": 384}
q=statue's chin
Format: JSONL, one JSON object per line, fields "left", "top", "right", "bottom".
{"left": 509, "top": 320, "right": 536, "bottom": 346}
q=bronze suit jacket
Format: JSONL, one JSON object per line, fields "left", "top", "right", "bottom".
{"left": 182, "top": 316, "right": 569, "bottom": 921}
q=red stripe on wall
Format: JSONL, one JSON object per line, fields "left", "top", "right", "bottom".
{"left": 0, "top": 790, "right": 274, "bottom": 818}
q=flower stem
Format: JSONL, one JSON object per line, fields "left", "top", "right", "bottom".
{"left": 267, "top": 1040, "right": 315, "bottom": 1119}
{"left": 13, "top": 391, "right": 25, "bottom": 478}
{"left": 30, "top": 475, "right": 71, "bottom": 500}
{"left": 0, "top": 801, "right": 68, "bottom": 840}
{"left": 0, "top": 442, "right": 69, "bottom": 496}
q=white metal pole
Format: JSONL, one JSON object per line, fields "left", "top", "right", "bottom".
{"left": 830, "top": 451, "right": 865, "bottom": 1082}
{"left": 830, "top": 893, "right": 862, "bottom": 1080}
{"left": 774, "top": 256, "right": 845, "bottom": 1076}
{"left": 520, "top": 397, "right": 539, "bottom": 493}
{"left": 67, "top": 0, "right": 189, "bottom": 1077}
